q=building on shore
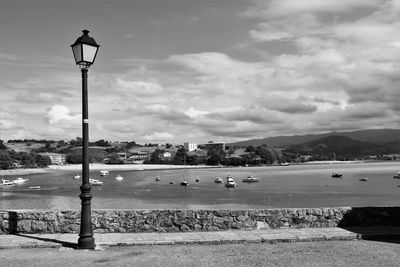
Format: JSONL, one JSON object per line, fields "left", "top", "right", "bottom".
{"left": 184, "top": 142, "right": 198, "bottom": 152}
{"left": 199, "top": 141, "right": 225, "bottom": 151}
{"left": 126, "top": 151, "right": 149, "bottom": 164}
{"left": 38, "top": 152, "right": 66, "bottom": 165}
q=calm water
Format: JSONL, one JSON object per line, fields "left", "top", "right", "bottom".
{"left": 1, "top": 162, "right": 400, "bottom": 210}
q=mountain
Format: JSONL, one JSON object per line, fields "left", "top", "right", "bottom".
{"left": 229, "top": 129, "right": 400, "bottom": 147}
{"left": 283, "top": 135, "right": 399, "bottom": 159}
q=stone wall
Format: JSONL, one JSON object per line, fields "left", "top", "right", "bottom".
{"left": 1, "top": 207, "right": 400, "bottom": 234}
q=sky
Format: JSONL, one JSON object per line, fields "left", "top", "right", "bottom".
{"left": 0, "top": 0, "right": 399, "bottom": 144}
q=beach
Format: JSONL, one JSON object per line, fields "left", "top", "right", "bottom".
{"left": 0, "top": 163, "right": 211, "bottom": 176}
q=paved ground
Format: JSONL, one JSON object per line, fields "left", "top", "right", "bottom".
{"left": 2, "top": 238, "right": 400, "bottom": 266}
{"left": 1, "top": 226, "right": 400, "bottom": 249}
{"left": 2, "top": 227, "right": 400, "bottom": 266}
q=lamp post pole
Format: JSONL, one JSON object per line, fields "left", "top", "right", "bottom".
{"left": 78, "top": 67, "right": 95, "bottom": 249}
{"left": 71, "top": 29, "right": 100, "bottom": 250}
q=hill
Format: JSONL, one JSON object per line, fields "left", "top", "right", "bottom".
{"left": 229, "top": 129, "right": 400, "bottom": 147}
{"left": 283, "top": 135, "right": 399, "bottom": 159}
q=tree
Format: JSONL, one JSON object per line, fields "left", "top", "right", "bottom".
{"left": 57, "top": 140, "right": 66, "bottom": 147}
{"left": 34, "top": 154, "right": 52, "bottom": 167}
{"left": 91, "top": 139, "right": 110, "bottom": 147}
{"left": 70, "top": 137, "right": 82, "bottom": 147}
{"left": 245, "top": 146, "right": 255, "bottom": 153}
{"left": 206, "top": 149, "right": 226, "bottom": 165}
{"left": 67, "top": 153, "right": 82, "bottom": 164}
{"left": 173, "top": 148, "right": 187, "bottom": 165}
{"left": 107, "top": 153, "right": 124, "bottom": 164}
{"left": 223, "top": 157, "right": 243, "bottom": 166}
{"left": 0, "top": 140, "right": 7, "bottom": 150}
{"left": 0, "top": 150, "right": 13, "bottom": 169}
{"left": 146, "top": 149, "right": 164, "bottom": 164}
{"left": 126, "top": 141, "right": 137, "bottom": 148}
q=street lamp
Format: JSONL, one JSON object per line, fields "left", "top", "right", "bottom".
{"left": 71, "top": 29, "right": 100, "bottom": 249}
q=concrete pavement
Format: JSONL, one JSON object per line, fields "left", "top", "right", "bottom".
{"left": 1, "top": 227, "right": 400, "bottom": 249}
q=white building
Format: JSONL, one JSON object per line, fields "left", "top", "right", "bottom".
{"left": 39, "top": 153, "right": 66, "bottom": 165}
{"left": 184, "top": 142, "right": 198, "bottom": 152}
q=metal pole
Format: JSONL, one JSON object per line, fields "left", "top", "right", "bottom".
{"left": 78, "top": 68, "right": 95, "bottom": 249}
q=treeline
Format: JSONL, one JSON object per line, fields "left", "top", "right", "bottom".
{"left": 0, "top": 140, "right": 51, "bottom": 170}
{"left": 144, "top": 145, "right": 286, "bottom": 166}
{"left": 7, "top": 139, "right": 56, "bottom": 144}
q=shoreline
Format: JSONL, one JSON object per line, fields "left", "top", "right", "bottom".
{"left": 1, "top": 160, "right": 396, "bottom": 176}
{"left": 0, "top": 163, "right": 216, "bottom": 176}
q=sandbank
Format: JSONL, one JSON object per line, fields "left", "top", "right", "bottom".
{"left": 1, "top": 163, "right": 213, "bottom": 176}
{"left": 48, "top": 163, "right": 205, "bottom": 171}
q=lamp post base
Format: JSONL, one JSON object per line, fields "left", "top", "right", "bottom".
{"left": 78, "top": 236, "right": 95, "bottom": 249}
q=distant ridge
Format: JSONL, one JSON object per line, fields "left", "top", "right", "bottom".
{"left": 229, "top": 129, "right": 400, "bottom": 147}
{"left": 283, "top": 135, "right": 400, "bottom": 158}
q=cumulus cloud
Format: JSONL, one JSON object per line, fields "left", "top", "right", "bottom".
{"left": 47, "top": 105, "right": 80, "bottom": 124}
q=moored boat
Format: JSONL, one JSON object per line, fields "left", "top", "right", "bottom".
{"left": 156, "top": 176, "right": 161, "bottom": 182}
{"left": 331, "top": 172, "right": 343, "bottom": 178}
{"left": 73, "top": 174, "right": 81, "bottom": 179}
{"left": 90, "top": 178, "right": 103, "bottom": 186}
{"left": 100, "top": 170, "right": 109, "bottom": 176}
{"left": 225, "top": 175, "right": 236, "bottom": 188}
{"left": 359, "top": 177, "right": 368, "bottom": 182}
{"left": 180, "top": 181, "right": 188, "bottom": 186}
{"left": 115, "top": 175, "right": 123, "bottom": 181}
{"left": 28, "top": 186, "right": 41, "bottom": 190}
{"left": 242, "top": 176, "right": 260, "bottom": 183}
{"left": 1, "top": 179, "right": 14, "bottom": 186}
{"left": 393, "top": 172, "right": 400, "bottom": 179}
{"left": 214, "top": 177, "right": 223, "bottom": 183}
{"left": 12, "top": 177, "right": 28, "bottom": 184}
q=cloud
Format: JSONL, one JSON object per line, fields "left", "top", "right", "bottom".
{"left": 143, "top": 131, "right": 174, "bottom": 142}
{"left": 0, "top": 119, "right": 23, "bottom": 131}
{"left": 242, "top": 0, "right": 381, "bottom": 18}
{"left": 47, "top": 105, "right": 80, "bottom": 124}
{"left": 116, "top": 79, "right": 164, "bottom": 97}
{"left": 185, "top": 107, "right": 209, "bottom": 119}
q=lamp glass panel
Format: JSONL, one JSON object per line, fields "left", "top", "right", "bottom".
{"left": 82, "top": 44, "right": 98, "bottom": 63}
{"left": 72, "top": 44, "right": 82, "bottom": 64}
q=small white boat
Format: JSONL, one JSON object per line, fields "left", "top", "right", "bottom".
{"left": 29, "top": 186, "right": 41, "bottom": 190}
{"left": 225, "top": 175, "right": 236, "bottom": 188}
{"left": 12, "top": 177, "right": 28, "bottom": 184}
{"left": 73, "top": 174, "right": 81, "bottom": 179}
{"left": 242, "top": 176, "right": 260, "bottom": 183}
{"left": 115, "top": 175, "right": 123, "bottom": 181}
{"left": 156, "top": 176, "right": 161, "bottom": 182}
{"left": 214, "top": 177, "right": 223, "bottom": 183}
{"left": 1, "top": 179, "right": 14, "bottom": 186}
{"left": 393, "top": 172, "right": 400, "bottom": 179}
{"left": 359, "top": 177, "right": 368, "bottom": 182}
{"left": 180, "top": 181, "right": 188, "bottom": 186}
{"left": 100, "top": 170, "right": 109, "bottom": 176}
{"left": 90, "top": 178, "right": 103, "bottom": 186}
